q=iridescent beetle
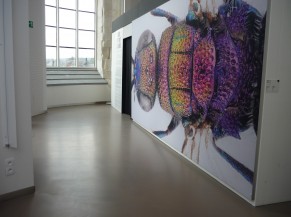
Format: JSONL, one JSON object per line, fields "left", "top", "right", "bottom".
{"left": 132, "top": 0, "right": 265, "bottom": 184}
{"left": 132, "top": 30, "right": 158, "bottom": 112}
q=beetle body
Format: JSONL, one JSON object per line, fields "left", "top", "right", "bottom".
{"left": 132, "top": 0, "right": 266, "bottom": 183}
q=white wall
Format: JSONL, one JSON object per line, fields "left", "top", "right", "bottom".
{"left": 111, "top": 29, "right": 123, "bottom": 112}
{"left": 47, "top": 85, "right": 110, "bottom": 108}
{"left": 123, "top": 23, "right": 132, "bottom": 39}
{"left": 0, "top": 0, "right": 34, "bottom": 195}
{"left": 254, "top": 0, "right": 291, "bottom": 206}
{"left": 29, "top": 0, "right": 47, "bottom": 116}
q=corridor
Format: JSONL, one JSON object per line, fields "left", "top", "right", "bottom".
{"left": 0, "top": 105, "right": 290, "bottom": 217}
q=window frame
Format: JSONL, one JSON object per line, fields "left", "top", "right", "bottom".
{"left": 45, "top": 0, "right": 97, "bottom": 69}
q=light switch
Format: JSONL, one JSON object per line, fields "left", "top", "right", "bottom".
{"left": 266, "top": 80, "right": 280, "bottom": 93}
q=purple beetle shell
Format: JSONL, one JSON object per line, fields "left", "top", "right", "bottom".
{"left": 192, "top": 29, "right": 216, "bottom": 119}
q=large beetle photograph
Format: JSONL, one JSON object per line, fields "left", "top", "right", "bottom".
{"left": 131, "top": 0, "right": 267, "bottom": 199}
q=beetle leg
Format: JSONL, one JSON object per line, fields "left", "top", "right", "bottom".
{"left": 151, "top": 8, "right": 180, "bottom": 25}
{"left": 212, "top": 138, "right": 254, "bottom": 183}
{"left": 205, "top": 126, "right": 211, "bottom": 149}
{"left": 182, "top": 125, "right": 195, "bottom": 153}
{"left": 190, "top": 127, "right": 198, "bottom": 159}
{"left": 196, "top": 129, "right": 204, "bottom": 164}
{"left": 153, "top": 116, "right": 180, "bottom": 138}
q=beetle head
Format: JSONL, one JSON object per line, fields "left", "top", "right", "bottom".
{"left": 136, "top": 90, "right": 155, "bottom": 112}
{"left": 133, "top": 30, "right": 158, "bottom": 112}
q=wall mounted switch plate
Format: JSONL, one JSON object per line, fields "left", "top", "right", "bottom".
{"left": 5, "top": 157, "right": 15, "bottom": 166}
{"left": 5, "top": 167, "right": 15, "bottom": 176}
{"left": 266, "top": 80, "right": 280, "bottom": 93}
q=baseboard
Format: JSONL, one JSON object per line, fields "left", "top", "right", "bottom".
{"left": 32, "top": 110, "right": 48, "bottom": 117}
{"left": 0, "top": 186, "right": 35, "bottom": 202}
{"left": 47, "top": 101, "right": 110, "bottom": 109}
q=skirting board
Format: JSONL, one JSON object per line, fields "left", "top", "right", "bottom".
{"left": 32, "top": 109, "right": 48, "bottom": 117}
{"left": 47, "top": 101, "right": 109, "bottom": 109}
{"left": 132, "top": 120, "right": 256, "bottom": 206}
{"left": 0, "top": 186, "right": 35, "bottom": 202}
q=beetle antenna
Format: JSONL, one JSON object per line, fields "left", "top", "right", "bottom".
{"left": 196, "top": 129, "right": 203, "bottom": 164}
{"left": 151, "top": 8, "right": 180, "bottom": 25}
{"left": 182, "top": 137, "right": 188, "bottom": 154}
{"left": 211, "top": 0, "right": 216, "bottom": 15}
{"left": 189, "top": 0, "right": 193, "bottom": 6}
{"left": 206, "top": 0, "right": 209, "bottom": 13}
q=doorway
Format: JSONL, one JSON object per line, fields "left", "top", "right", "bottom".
{"left": 122, "top": 36, "right": 132, "bottom": 116}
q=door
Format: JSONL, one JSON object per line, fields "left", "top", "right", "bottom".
{"left": 122, "top": 36, "right": 132, "bottom": 116}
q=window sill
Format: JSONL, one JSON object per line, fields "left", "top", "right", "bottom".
{"left": 46, "top": 70, "right": 108, "bottom": 86}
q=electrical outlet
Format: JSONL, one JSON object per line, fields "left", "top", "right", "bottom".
{"left": 5, "top": 157, "right": 15, "bottom": 167}
{"left": 6, "top": 167, "right": 15, "bottom": 176}
{"left": 5, "top": 157, "right": 15, "bottom": 176}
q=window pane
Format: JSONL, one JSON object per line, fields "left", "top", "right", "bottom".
{"left": 59, "top": 0, "right": 76, "bottom": 10}
{"left": 59, "top": 48, "right": 76, "bottom": 67}
{"left": 59, "top": 28, "right": 76, "bottom": 47}
{"left": 59, "top": 9, "right": 76, "bottom": 28}
{"left": 45, "top": 6, "right": 56, "bottom": 26}
{"left": 78, "top": 49, "right": 95, "bottom": 67}
{"left": 78, "top": 12, "right": 95, "bottom": 30}
{"left": 79, "top": 0, "right": 95, "bottom": 12}
{"left": 78, "top": 31, "right": 94, "bottom": 48}
{"left": 45, "top": 0, "right": 56, "bottom": 6}
{"left": 46, "top": 47, "right": 57, "bottom": 67}
{"left": 45, "top": 0, "right": 97, "bottom": 68}
{"left": 45, "top": 27, "right": 57, "bottom": 46}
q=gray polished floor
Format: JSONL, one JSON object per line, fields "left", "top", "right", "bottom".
{"left": 0, "top": 104, "right": 290, "bottom": 217}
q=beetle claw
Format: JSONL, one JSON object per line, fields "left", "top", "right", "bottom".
{"left": 153, "top": 131, "right": 169, "bottom": 138}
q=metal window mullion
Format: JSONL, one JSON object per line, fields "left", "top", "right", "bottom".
{"left": 45, "top": 5, "right": 56, "bottom": 8}
{"left": 56, "top": 0, "right": 60, "bottom": 67}
{"left": 46, "top": 24, "right": 57, "bottom": 28}
{"left": 50, "top": 0, "right": 97, "bottom": 69}
{"left": 59, "top": 7, "right": 76, "bottom": 11}
{"left": 78, "top": 9, "right": 95, "bottom": 14}
{"left": 76, "top": 0, "right": 79, "bottom": 67}
{"left": 57, "top": 26, "right": 76, "bottom": 31}
{"left": 94, "top": 0, "right": 97, "bottom": 68}
{"left": 78, "top": 47, "right": 95, "bottom": 50}
{"left": 59, "top": 46, "right": 76, "bottom": 49}
{"left": 78, "top": 28, "right": 95, "bottom": 32}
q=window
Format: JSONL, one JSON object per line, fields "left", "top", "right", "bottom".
{"left": 45, "top": 0, "right": 96, "bottom": 68}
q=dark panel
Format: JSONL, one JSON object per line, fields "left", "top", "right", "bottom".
{"left": 124, "top": 0, "right": 140, "bottom": 13}
{"left": 122, "top": 37, "right": 132, "bottom": 116}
